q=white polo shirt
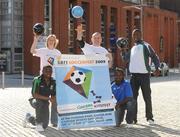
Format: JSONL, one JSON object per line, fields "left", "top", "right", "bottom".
{"left": 81, "top": 42, "right": 109, "bottom": 55}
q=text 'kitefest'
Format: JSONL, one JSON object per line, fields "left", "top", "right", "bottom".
{"left": 58, "top": 60, "right": 106, "bottom": 65}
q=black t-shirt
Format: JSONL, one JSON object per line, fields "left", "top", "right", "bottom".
{"left": 31, "top": 75, "right": 56, "bottom": 97}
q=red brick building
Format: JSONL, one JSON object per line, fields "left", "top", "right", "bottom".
{"left": 24, "top": 0, "right": 178, "bottom": 75}
{"left": 160, "top": 0, "right": 180, "bottom": 66}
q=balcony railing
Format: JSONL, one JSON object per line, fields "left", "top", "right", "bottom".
{"left": 121, "top": 0, "right": 159, "bottom": 8}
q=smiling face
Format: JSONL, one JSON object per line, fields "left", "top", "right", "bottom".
{"left": 91, "top": 32, "right": 102, "bottom": 46}
{"left": 132, "top": 29, "right": 142, "bottom": 43}
{"left": 114, "top": 70, "right": 124, "bottom": 85}
{"left": 43, "top": 66, "right": 52, "bottom": 78}
{"left": 47, "top": 36, "right": 56, "bottom": 49}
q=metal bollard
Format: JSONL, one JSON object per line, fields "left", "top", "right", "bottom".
{"left": 21, "top": 70, "right": 24, "bottom": 87}
{"left": 174, "top": 68, "right": 176, "bottom": 73}
{"left": 2, "top": 72, "right": 5, "bottom": 89}
{"left": 125, "top": 68, "right": 128, "bottom": 78}
{"left": 162, "top": 69, "right": 165, "bottom": 77}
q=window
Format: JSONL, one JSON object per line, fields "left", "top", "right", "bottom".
{"left": 15, "top": 48, "right": 22, "bottom": 53}
{"left": 44, "top": 0, "right": 49, "bottom": 21}
{"left": 1, "top": 2, "right": 8, "bottom": 8}
{"left": 110, "top": 8, "right": 117, "bottom": 48}
{"left": 68, "top": 0, "right": 75, "bottom": 53}
{"left": 100, "top": 6, "right": 107, "bottom": 48}
{"left": 1, "top": 34, "right": 11, "bottom": 41}
{"left": 122, "top": 0, "right": 140, "bottom": 4}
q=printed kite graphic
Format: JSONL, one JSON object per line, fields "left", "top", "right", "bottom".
{"left": 63, "top": 66, "right": 92, "bottom": 99}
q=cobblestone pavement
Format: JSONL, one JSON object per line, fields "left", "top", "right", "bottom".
{"left": 0, "top": 71, "right": 180, "bottom": 137}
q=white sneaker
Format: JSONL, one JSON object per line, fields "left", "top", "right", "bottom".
{"left": 36, "top": 124, "right": 44, "bottom": 132}
{"left": 148, "top": 119, "right": 155, "bottom": 125}
{"left": 22, "top": 113, "right": 31, "bottom": 128}
{"left": 126, "top": 124, "right": 133, "bottom": 128}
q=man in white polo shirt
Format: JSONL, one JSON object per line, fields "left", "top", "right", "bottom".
{"left": 75, "top": 24, "right": 112, "bottom": 67}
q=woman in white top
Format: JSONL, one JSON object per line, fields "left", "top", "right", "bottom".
{"left": 30, "top": 33, "right": 61, "bottom": 127}
{"left": 30, "top": 34, "right": 61, "bottom": 78}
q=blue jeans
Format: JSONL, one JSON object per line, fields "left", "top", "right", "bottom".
{"left": 115, "top": 99, "right": 136, "bottom": 125}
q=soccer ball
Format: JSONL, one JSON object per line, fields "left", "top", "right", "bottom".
{"left": 116, "top": 37, "right": 129, "bottom": 49}
{"left": 71, "top": 6, "right": 84, "bottom": 18}
{"left": 70, "top": 70, "right": 86, "bottom": 85}
{"left": 33, "top": 23, "right": 44, "bottom": 35}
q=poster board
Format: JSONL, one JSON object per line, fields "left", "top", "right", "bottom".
{"left": 55, "top": 54, "right": 115, "bottom": 129}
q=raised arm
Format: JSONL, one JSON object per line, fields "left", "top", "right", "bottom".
{"left": 75, "top": 24, "right": 85, "bottom": 48}
{"left": 30, "top": 34, "right": 39, "bottom": 54}
{"left": 75, "top": 24, "right": 84, "bottom": 40}
{"left": 118, "top": 47, "right": 130, "bottom": 68}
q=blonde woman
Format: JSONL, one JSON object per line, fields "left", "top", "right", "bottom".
{"left": 31, "top": 34, "right": 61, "bottom": 77}
{"left": 30, "top": 33, "right": 61, "bottom": 127}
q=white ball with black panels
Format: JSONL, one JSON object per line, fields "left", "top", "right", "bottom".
{"left": 70, "top": 70, "right": 86, "bottom": 85}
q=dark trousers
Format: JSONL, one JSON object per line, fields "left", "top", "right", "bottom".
{"left": 51, "top": 102, "right": 58, "bottom": 125}
{"left": 115, "top": 100, "right": 136, "bottom": 125}
{"left": 29, "top": 99, "right": 49, "bottom": 129}
{"left": 130, "top": 73, "right": 153, "bottom": 121}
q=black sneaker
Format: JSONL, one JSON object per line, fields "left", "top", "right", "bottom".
{"left": 52, "top": 124, "right": 57, "bottom": 127}
{"left": 133, "top": 119, "right": 137, "bottom": 124}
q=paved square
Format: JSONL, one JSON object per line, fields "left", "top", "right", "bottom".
{"left": 0, "top": 72, "right": 180, "bottom": 137}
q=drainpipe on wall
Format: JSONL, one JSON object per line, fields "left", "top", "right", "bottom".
{"left": 140, "top": 0, "right": 143, "bottom": 40}
{"left": 49, "top": 0, "right": 52, "bottom": 34}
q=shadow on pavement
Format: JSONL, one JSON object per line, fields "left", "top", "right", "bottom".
{"left": 139, "top": 124, "right": 180, "bottom": 137}
{"left": 39, "top": 126, "right": 160, "bottom": 137}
